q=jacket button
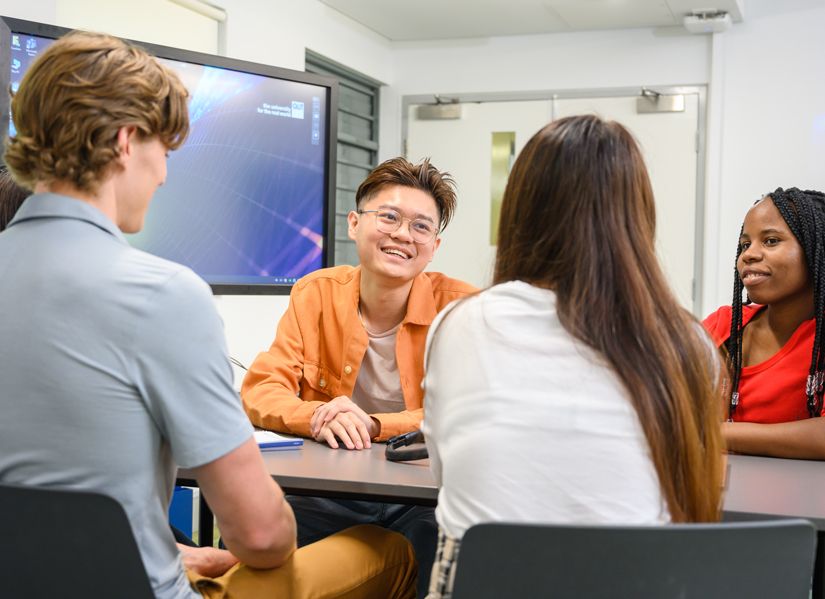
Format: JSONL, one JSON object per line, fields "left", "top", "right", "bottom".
{"left": 319, "top": 378, "right": 327, "bottom": 388}
{"left": 344, "top": 365, "right": 352, "bottom": 374}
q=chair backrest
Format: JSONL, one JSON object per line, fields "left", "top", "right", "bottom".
{"left": 451, "top": 520, "right": 817, "bottom": 599}
{"left": 0, "top": 483, "right": 155, "bottom": 599}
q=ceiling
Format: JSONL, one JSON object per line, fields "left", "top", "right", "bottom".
{"left": 318, "top": 0, "right": 745, "bottom": 41}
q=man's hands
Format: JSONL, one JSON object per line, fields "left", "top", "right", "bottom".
{"left": 178, "top": 544, "right": 239, "bottom": 578}
{"left": 310, "top": 396, "right": 379, "bottom": 449}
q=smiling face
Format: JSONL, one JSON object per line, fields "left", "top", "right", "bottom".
{"left": 737, "top": 197, "right": 812, "bottom": 307}
{"left": 348, "top": 185, "right": 442, "bottom": 283}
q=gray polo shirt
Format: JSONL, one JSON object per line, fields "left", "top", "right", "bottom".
{"left": 0, "top": 193, "right": 253, "bottom": 599}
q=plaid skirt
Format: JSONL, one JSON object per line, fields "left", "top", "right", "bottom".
{"left": 426, "top": 529, "right": 462, "bottom": 599}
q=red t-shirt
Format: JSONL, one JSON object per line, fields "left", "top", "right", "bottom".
{"left": 702, "top": 305, "right": 821, "bottom": 423}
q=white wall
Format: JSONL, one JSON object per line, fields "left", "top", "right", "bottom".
{"left": 55, "top": 0, "right": 219, "bottom": 53}
{"left": 389, "top": 3, "right": 825, "bottom": 315}
{"left": 707, "top": 0, "right": 825, "bottom": 314}
{"left": 0, "top": 1, "right": 56, "bottom": 22}
{"left": 386, "top": 27, "right": 711, "bottom": 155}
{"left": 0, "top": 0, "right": 393, "bottom": 73}
{"left": 0, "top": 0, "right": 217, "bottom": 51}
{"left": 389, "top": 26, "right": 715, "bottom": 309}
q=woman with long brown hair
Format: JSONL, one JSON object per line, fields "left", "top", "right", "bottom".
{"left": 421, "top": 114, "right": 724, "bottom": 598}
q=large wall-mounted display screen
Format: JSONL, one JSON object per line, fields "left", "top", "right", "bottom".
{"left": 3, "top": 19, "right": 338, "bottom": 294}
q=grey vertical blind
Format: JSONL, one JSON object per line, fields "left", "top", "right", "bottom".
{"left": 305, "top": 51, "right": 380, "bottom": 266}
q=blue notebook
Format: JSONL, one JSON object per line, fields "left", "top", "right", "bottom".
{"left": 254, "top": 430, "right": 304, "bottom": 451}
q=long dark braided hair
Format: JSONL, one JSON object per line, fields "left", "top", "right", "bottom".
{"left": 727, "top": 187, "right": 825, "bottom": 420}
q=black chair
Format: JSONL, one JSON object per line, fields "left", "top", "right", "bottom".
{"left": 0, "top": 483, "right": 154, "bottom": 599}
{"left": 451, "top": 520, "right": 817, "bottom": 599}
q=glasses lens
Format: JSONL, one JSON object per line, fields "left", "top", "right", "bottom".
{"left": 375, "top": 211, "right": 400, "bottom": 230}
{"left": 371, "top": 210, "right": 436, "bottom": 243}
{"left": 410, "top": 219, "right": 435, "bottom": 243}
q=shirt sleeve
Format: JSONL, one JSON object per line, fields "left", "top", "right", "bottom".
{"left": 240, "top": 286, "right": 325, "bottom": 438}
{"left": 421, "top": 303, "right": 462, "bottom": 485}
{"left": 371, "top": 409, "right": 423, "bottom": 443}
{"left": 133, "top": 269, "right": 253, "bottom": 469}
{"left": 702, "top": 306, "right": 730, "bottom": 347}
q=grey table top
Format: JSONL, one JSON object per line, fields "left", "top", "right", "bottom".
{"left": 179, "top": 439, "right": 437, "bottom": 505}
{"left": 724, "top": 454, "right": 825, "bottom": 529}
{"left": 260, "top": 439, "right": 436, "bottom": 504}
{"left": 180, "top": 442, "right": 825, "bottom": 525}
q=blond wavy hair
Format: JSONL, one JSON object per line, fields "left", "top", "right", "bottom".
{"left": 5, "top": 31, "right": 189, "bottom": 193}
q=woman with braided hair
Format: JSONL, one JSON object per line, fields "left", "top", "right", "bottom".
{"left": 703, "top": 187, "right": 825, "bottom": 459}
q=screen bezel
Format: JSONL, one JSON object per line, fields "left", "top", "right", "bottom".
{"left": 0, "top": 16, "right": 338, "bottom": 296}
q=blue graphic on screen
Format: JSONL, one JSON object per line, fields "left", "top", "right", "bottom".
{"left": 8, "top": 33, "right": 44, "bottom": 137}
{"left": 10, "top": 33, "right": 327, "bottom": 286}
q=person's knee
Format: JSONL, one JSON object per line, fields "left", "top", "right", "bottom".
{"left": 344, "top": 524, "right": 414, "bottom": 553}
{"left": 325, "top": 525, "right": 417, "bottom": 598}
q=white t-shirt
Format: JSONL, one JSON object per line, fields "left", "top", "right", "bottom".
{"left": 422, "top": 280, "right": 668, "bottom": 541}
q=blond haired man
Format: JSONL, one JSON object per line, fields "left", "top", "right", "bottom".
{"left": 0, "top": 30, "right": 414, "bottom": 599}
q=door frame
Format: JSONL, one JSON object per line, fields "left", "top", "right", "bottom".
{"left": 401, "top": 85, "right": 708, "bottom": 315}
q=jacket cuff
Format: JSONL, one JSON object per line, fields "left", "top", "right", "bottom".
{"left": 372, "top": 412, "right": 419, "bottom": 442}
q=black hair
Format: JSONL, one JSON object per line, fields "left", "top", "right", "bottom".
{"left": 727, "top": 187, "right": 825, "bottom": 419}
{"left": 0, "top": 167, "right": 30, "bottom": 232}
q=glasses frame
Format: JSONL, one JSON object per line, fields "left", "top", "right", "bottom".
{"left": 357, "top": 209, "right": 439, "bottom": 244}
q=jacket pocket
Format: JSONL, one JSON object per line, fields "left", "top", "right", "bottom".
{"left": 302, "top": 362, "right": 340, "bottom": 398}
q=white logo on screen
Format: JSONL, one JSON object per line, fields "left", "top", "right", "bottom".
{"left": 291, "top": 101, "right": 305, "bottom": 119}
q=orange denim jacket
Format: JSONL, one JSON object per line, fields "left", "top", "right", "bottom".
{"left": 241, "top": 265, "right": 477, "bottom": 441}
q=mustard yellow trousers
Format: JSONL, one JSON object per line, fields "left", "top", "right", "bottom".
{"left": 187, "top": 524, "right": 417, "bottom": 599}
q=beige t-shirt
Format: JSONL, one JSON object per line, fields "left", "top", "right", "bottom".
{"left": 351, "top": 321, "right": 406, "bottom": 414}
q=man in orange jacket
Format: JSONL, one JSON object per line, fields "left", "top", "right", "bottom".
{"left": 242, "top": 157, "right": 476, "bottom": 597}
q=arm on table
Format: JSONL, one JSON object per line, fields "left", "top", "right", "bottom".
{"left": 241, "top": 295, "right": 324, "bottom": 438}
{"left": 724, "top": 418, "right": 825, "bottom": 459}
{"left": 192, "top": 436, "right": 297, "bottom": 569}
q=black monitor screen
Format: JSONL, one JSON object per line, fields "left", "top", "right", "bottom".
{"left": 7, "top": 26, "right": 335, "bottom": 293}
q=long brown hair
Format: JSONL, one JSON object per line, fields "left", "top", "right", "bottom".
{"left": 494, "top": 115, "right": 723, "bottom": 522}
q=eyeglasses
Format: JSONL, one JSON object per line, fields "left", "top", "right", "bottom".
{"left": 357, "top": 209, "right": 439, "bottom": 244}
